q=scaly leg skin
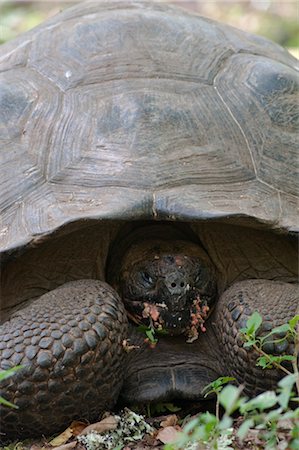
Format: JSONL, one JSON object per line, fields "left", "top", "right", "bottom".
{"left": 0, "top": 280, "right": 128, "bottom": 440}
{"left": 214, "top": 279, "right": 299, "bottom": 396}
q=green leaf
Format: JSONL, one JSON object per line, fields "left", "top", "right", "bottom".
{"left": 277, "top": 374, "right": 297, "bottom": 409}
{"left": 219, "top": 385, "right": 242, "bottom": 415}
{"left": 283, "top": 408, "right": 299, "bottom": 419}
{"left": 278, "top": 389, "right": 293, "bottom": 410}
{"left": 256, "top": 356, "right": 271, "bottom": 369}
{"left": 182, "top": 416, "right": 200, "bottom": 435}
{"left": 240, "top": 391, "right": 277, "bottom": 413}
{"left": 203, "top": 376, "right": 235, "bottom": 397}
{"left": 278, "top": 373, "right": 298, "bottom": 388}
{"left": 0, "top": 365, "right": 23, "bottom": 381}
{"left": 245, "top": 312, "right": 263, "bottom": 336}
{"left": 0, "top": 366, "right": 23, "bottom": 410}
{"left": 256, "top": 354, "right": 294, "bottom": 370}
{"left": 137, "top": 325, "right": 159, "bottom": 343}
{"left": 269, "top": 323, "right": 290, "bottom": 335}
{"left": 265, "top": 407, "right": 282, "bottom": 421}
{"left": 0, "top": 396, "right": 18, "bottom": 409}
{"left": 289, "top": 315, "right": 299, "bottom": 331}
{"left": 237, "top": 418, "right": 254, "bottom": 440}
{"left": 193, "top": 411, "right": 218, "bottom": 439}
{"left": 218, "top": 414, "right": 233, "bottom": 431}
{"left": 145, "top": 329, "right": 158, "bottom": 343}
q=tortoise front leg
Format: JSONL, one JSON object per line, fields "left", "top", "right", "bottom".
{"left": 213, "top": 279, "right": 299, "bottom": 395}
{"left": 0, "top": 280, "right": 128, "bottom": 440}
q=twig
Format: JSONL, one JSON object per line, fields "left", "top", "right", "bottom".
{"left": 251, "top": 343, "right": 292, "bottom": 376}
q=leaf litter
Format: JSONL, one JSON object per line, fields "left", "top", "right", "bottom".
{"left": 1, "top": 407, "right": 296, "bottom": 450}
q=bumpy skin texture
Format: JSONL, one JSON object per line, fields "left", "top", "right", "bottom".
{"left": 0, "top": 280, "right": 128, "bottom": 438}
{"left": 214, "top": 279, "right": 299, "bottom": 395}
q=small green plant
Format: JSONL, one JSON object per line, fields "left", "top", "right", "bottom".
{"left": 165, "top": 382, "right": 243, "bottom": 450}
{"left": 137, "top": 323, "right": 168, "bottom": 347}
{"left": 138, "top": 324, "right": 159, "bottom": 346}
{"left": 240, "top": 312, "right": 299, "bottom": 392}
{"left": 0, "top": 366, "right": 23, "bottom": 409}
{"left": 237, "top": 374, "right": 299, "bottom": 449}
{"left": 164, "top": 312, "right": 299, "bottom": 450}
{"left": 203, "top": 377, "right": 236, "bottom": 421}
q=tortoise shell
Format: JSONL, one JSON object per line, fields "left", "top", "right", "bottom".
{"left": 0, "top": 1, "right": 298, "bottom": 256}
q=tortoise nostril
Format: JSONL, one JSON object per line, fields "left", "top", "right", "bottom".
{"left": 170, "top": 281, "right": 185, "bottom": 289}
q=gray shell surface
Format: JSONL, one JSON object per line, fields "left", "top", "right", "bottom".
{"left": 0, "top": 1, "right": 298, "bottom": 254}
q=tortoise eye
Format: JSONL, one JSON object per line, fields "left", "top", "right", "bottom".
{"left": 141, "top": 272, "right": 153, "bottom": 285}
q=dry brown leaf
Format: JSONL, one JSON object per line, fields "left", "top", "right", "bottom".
{"left": 79, "top": 415, "right": 118, "bottom": 435}
{"left": 160, "top": 414, "right": 178, "bottom": 428}
{"left": 48, "top": 442, "right": 77, "bottom": 450}
{"left": 156, "top": 425, "right": 180, "bottom": 444}
{"left": 49, "top": 427, "right": 73, "bottom": 447}
{"left": 69, "top": 421, "right": 88, "bottom": 436}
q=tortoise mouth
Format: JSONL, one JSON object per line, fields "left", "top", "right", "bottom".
{"left": 123, "top": 288, "right": 210, "bottom": 341}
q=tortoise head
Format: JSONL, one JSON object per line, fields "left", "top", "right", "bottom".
{"left": 108, "top": 229, "right": 217, "bottom": 339}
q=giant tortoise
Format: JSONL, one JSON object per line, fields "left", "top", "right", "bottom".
{"left": 0, "top": 0, "right": 298, "bottom": 441}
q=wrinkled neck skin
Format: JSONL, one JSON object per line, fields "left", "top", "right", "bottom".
{"left": 121, "top": 322, "right": 223, "bottom": 404}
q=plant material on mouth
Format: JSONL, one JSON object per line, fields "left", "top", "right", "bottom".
{"left": 186, "top": 294, "right": 210, "bottom": 343}
{"left": 141, "top": 304, "right": 162, "bottom": 348}
{"left": 122, "top": 339, "right": 140, "bottom": 353}
{"left": 138, "top": 291, "right": 210, "bottom": 346}
{"left": 142, "top": 302, "right": 161, "bottom": 323}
